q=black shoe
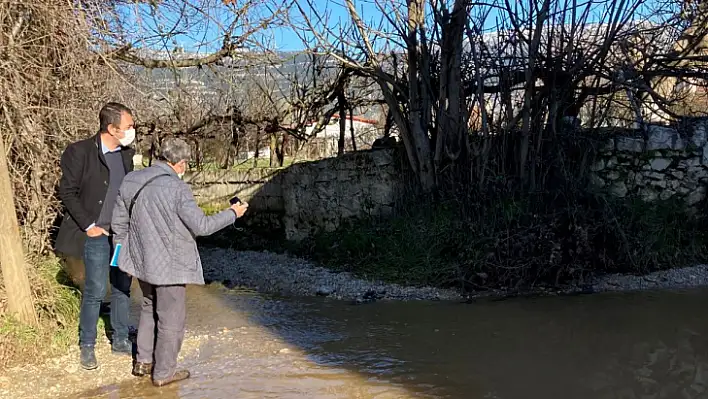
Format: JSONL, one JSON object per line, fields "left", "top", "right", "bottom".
{"left": 153, "top": 369, "right": 190, "bottom": 387}
{"left": 132, "top": 361, "right": 153, "bottom": 377}
{"left": 80, "top": 346, "right": 98, "bottom": 370}
{"left": 111, "top": 339, "right": 132, "bottom": 355}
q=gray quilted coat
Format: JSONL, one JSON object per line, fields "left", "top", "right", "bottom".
{"left": 111, "top": 162, "right": 236, "bottom": 285}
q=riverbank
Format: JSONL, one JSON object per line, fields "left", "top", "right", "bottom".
{"left": 201, "top": 248, "right": 462, "bottom": 301}
{"left": 199, "top": 247, "right": 708, "bottom": 302}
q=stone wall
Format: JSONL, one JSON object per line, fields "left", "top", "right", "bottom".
{"left": 186, "top": 168, "right": 285, "bottom": 230}
{"left": 187, "top": 148, "right": 408, "bottom": 241}
{"left": 281, "top": 148, "right": 407, "bottom": 241}
{"left": 590, "top": 119, "right": 708, "bottom": 206}
{"left": 187, "top": 122, "right": 708, "bottom": 242}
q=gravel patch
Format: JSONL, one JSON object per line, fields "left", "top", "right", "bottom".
{"left": 592, "top": 264, "right": 708, "bottom": 293}
{"left": 201, "top": 248, "right": 708, "bottom": 301}
{"left": 0, "top": 331, "right": 207, "bottom": 399}
{"left": 200, "top": 248, "right": 463, "bottom": 301}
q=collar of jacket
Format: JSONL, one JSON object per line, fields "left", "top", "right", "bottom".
{"left": 93, "top": 132, "right": 134, "bottom": 173}
{"left": 93, "top": 133, "right": 108, "bottom": 167}
{"left": 153, "top": 161, "right": 179, "bottom": 177}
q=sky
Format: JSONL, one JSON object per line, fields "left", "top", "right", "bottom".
{"left": 118, "top": 0, "right": 677, "bottom": 55}
{"left": 121, "top": 0, "right": 383, "bottom": 53}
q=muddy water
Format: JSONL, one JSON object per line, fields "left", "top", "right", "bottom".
{"left": 75, "top": 286, "right": 708, "bottom": 399}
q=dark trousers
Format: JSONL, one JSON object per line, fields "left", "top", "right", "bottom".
{"left": 136, "top": 280, "right": 186, "bottom": 380}
{"left": 60, "top": 255, "right": 111, "bottom": 301}
{"left": 78, "top": 236, "right": 132, "bottom": 347}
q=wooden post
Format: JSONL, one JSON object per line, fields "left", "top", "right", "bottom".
{"left": 0, "top": 135, "right": 38, "bottom": 326}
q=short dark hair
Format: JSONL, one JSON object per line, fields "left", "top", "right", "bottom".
{"left": 99, "top": 102, "right": 132, "bottom": 133}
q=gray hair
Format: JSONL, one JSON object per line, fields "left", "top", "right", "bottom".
{"left": 159, "top": 138, "right": 192, "bottom": 164}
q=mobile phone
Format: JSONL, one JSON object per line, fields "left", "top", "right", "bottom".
{"left": 229, "top": 196, "right": 241, "bottom": 205}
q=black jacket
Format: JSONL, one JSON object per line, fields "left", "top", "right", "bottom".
{"left": 55, "top": 134, "right": 135, "bottom": 258}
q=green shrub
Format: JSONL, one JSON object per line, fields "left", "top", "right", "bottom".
{"left": 300, "top": 192, "right": 708, "bottom": 291}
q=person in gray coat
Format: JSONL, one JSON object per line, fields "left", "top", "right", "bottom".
{"left": 111, "top": 138, "right": 248, "bottom": 387}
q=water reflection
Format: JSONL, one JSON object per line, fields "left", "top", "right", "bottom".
{"left": 76, "top": 287, "right": 708, "bottom": 398}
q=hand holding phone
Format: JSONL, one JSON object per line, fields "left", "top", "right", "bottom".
{"left": 229, "top": 196, "right": 249, "bottom": 218}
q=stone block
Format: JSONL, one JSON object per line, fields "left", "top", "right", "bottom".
{"left": 640, "top": 188, "right": 658, "bottom": 202}
{"left": 679, "top": 186, "right": 692, "bottom": 195}
{"left": 609, "top": 181, "right": 628, "bottom": 198}
{"left": 660, "top": 190, "right": 675, "bottom": 200}
{"left": 650, "top": 179, "right": 667, "bottom": 189}
{"left": 606, "top": 171, "right": 621, "bottom": 180}
{"left": 671, "top": 171, "right": 685, "bottom": 180}
{"left": 591, "top": 159, "right": 606, "bottom": 172}
{"left": 634, "top": 172, "right": 645, "bottom": 186}
{"left": 647, "top": 125, "right": 685, "bottom": 151}
{"left": 589, "top": 174, "right": 606, "bottom": 188}
{"left": 687, "top": 166, "right": 708, "bottom": 181}
{"left": 616, "top": 136, "right": 645, "bottom": 153}
{"left": 678, "top": 158, "right": 700, "bottom": 169}
{"left": 649, "top": 158, "right": 672, "bottom": 171}
{"left": 686, "top": 187, "right": 706, "bottom": 206}
{"left": 606, "top": 157, "right": 619, "bottom": 168}
{"left": 643, "top": 171, "right": 665, "bottom": 180}
{"left": 691, "top": 122, "right": 708, "bottom": 147}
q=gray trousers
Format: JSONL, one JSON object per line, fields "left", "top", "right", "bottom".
{"left": 136, "top": 280, "right": 186, "bottom": 380}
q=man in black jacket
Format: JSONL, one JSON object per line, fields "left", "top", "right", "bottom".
{"left": 56, "top": 102, "right": 136, "bottom": 370}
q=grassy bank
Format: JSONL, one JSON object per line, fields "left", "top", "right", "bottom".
{"left": 302, "top": 194, "right": 708, "bottom": 291}
{"left": 201, "top": 192, "right": 708, "bottom": 293}
{"left": 0, "top": 256, "right": 82, "bottom": 370}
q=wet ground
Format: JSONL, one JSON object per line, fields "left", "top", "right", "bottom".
{"left": 6, "top": 284, "right": 708, "bottom": 399}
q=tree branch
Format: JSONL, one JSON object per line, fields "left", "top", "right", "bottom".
{"left": 111, "top": 43, "right": 244, "bottom": 69}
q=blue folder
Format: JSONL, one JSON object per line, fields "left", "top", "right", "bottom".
{"left": 110, "top": 243, "right": 122, "bottom": 267}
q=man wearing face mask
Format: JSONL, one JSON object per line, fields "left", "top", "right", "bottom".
{"left": 56, "top": 102, "right": 137, "bottom": 370}
{"left": 112, "top": 138, "right": 248, "bottom": 386}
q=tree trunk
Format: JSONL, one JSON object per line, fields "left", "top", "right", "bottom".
{"left": 349, "top": 107, "right": 357, "bottom": 151}
{"left": 253, "top": 131, "right": 260, "bottom": 168}
{"left": 406, "top": 0, "right": 436, "bottom": 192}
{"left": 269, "top": 133, "right": 278, "bottom": 167}
{"left": 0, "top": 135, "right": 37, "bottom": 326}
{"left": 338, "top": 99, "right": 346, "bottom": 156}
{"left": 277, "top": 133, "right": 287, "bottom": 166}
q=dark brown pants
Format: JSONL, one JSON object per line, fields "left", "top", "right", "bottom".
{"left": 136, "top": 280, "right": 186, "bottom": 380}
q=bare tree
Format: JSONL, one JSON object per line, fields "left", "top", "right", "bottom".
{"left": 286, "top": 0, "right": 708, "bottom": 192}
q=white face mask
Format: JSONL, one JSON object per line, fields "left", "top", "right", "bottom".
{"left": 177, "top": 162, "right": 186, "bottom": 179}
{"left": 118, "top": 128, "right": 135, "bottom": 147}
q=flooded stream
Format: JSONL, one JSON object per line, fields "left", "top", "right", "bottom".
{"left": 74, "top": 285, "right": 708, "bottom": 399}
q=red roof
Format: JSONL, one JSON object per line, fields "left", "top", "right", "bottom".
{"left": 332, "top": 114, "right": 379, "bottom": 124}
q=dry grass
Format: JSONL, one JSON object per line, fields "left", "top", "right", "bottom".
{"left": 0, "top": 0, "right": 117, "bottom": 369}
{"left": 0, "top": 256, "right": 81, "bottom": 370}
